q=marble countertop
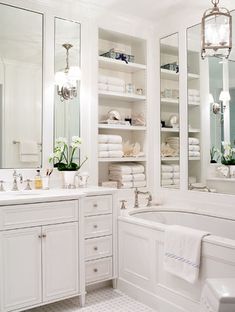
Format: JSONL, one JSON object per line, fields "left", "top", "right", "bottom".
{"left": 0, "top": 186, "right": 116, "bottom": 206}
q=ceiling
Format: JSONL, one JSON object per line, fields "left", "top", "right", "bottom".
{"left": 80, "top": 0, "right": 234, "bottom": 22}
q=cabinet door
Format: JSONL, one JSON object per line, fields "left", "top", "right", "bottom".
{"left": 42, "top": 222, "right": 79, "bottom": 302}
{"left": 0, "top": 227, "right": 42, "bottom": 311}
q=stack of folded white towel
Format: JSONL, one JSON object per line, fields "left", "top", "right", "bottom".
{"left": 188, "top": 137, "right": 200, "bottom": 158}
{"left": 109, "top": 163, "right": 146, "bottom": 189}
{"left": 98, "top": 75, "right": 125, "bottom": 93}
{"left": 161, "top": 164, "right": 180, "bottom": 186}
{"left": 166, "top": 137, "right": 179, "bottom": 155}
{"left": 188, "top": 89, "right": 200, "bottom": 104}
{"left": 98, "top": 135, "right": 124, "bottom": 158}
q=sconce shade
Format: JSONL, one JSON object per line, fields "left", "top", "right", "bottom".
{"left": 201, "top": 0, "right": 232, "bottom": 59}
{"left": 209, "top": 93, "right": 215, "bottom": 103}
{"left": 219, "top": 90, "right": 231, "bottom": 101}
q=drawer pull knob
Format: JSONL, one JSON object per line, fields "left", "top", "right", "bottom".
{"left": 94, "top": 246, "right": 98, "bottom": 251}
{"left": 93, "top": 224, "right": 98, "bottom": 229}
{"left": 42, "top": 234, "right": 47, "bottom": 238}
{"left": 38, "top": 235, "right": 42, "bottom": 239}
{"left": 93, "top": 203, "right": 98, "bottom": 208}
{"left": 93, "top": 268, "right": 98, "bottom": 273}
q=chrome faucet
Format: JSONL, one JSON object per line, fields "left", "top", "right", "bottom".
{"left": 12, "top": 170, "right": 23, "bottom": 191}
{"left": 134, "top": 188, "right": 152, "bottom": 208}
{"left": 188, "top": 183, "right": 211, "bottom": 192}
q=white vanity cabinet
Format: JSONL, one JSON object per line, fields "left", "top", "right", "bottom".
{"left": 84, "top": 195, "right": 114, "bottom": 285}
{"left": 0, "top": 200, "right": 79, "bottom": 312}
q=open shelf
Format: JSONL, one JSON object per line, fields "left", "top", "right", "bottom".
{"left": 99, "top": 157, "right": 146, "bottom": 162}
{"left": 98, "top": 56, "right": 146, "bottom": 73}
{"left": 161, "top": 157, "right": 179, "bottom": 161}
{"left": 98, "top": 124, "right": 146, "bottom": 131}
{"left": 161, "top": 98, "right": 179, "bottom": 105}
{"left": 161, "top": 69, "right": 179, "bottom": 81}
{"left": 188, "top": 73, "right": 200, "bottom": 80}
{"left": 98, "top": 90, "right": 146, "bottom": 102}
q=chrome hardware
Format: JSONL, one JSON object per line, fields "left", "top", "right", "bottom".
{"left": 189, "top": 183, "right": 211, "bottom": 192}
{"left": 120, "top": 200, "right": 127, "bottom": 210}
{"left": 134, "top": 188, "right": 152, "bottom": 208}
{"left": 42, "top": 234, "right": 47, "bottom": 238}
{"left": 94, "top": 246, "right": 98, "bottom": 251}
{"left": 38, "top": 235, "right": 42, "bottom": 238}
{"left": 12, "top": 170, "right": 23, "bottom": 191}
{"left": 24, "top": 179, "right": 32, "bottom": 190}
{"left": 93, "top": 203, "right": 98, "bottom": 208}
{"left": 93, "top": 268, "right": 98, "bottom": 273}
{"left": 0, "top": 180, "right": 5, "bottom": 192}
{"left": 93, "top": 224, "right": 98, "bottom": 229}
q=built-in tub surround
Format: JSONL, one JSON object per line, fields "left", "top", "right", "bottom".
{"left": 118, "top": 206, "right": 235, "bottom": 312}
{"left": 0, "top": 187, "right": 117, "bottom": 312}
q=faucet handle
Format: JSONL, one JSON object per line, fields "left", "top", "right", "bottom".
{"left": 24, "top": 179, "right": 32, "bottom": 191}
{"left": 146, "top": 192, "right": 152, "bottom": 207}
{"left": 0, "top": 180, "right": 6, "bottom": 192}
{"left": 120, "top": 200, "right": 127, "bottom": 210}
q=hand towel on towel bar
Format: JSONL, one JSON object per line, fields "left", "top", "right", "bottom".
{"left": 19, "top": 140, "right": 39, "bottom": 162}
{"left": 164, "top": 225, "right": 209, "bottom": 283}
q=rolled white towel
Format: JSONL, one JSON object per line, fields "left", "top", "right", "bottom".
{"left": 98, "top": 75, "right": 108, "bottom": 84}
{"left": 162, "top": 179, "right": 173, "bottom": 186}
{"left": 119, "top": 182, "right": 133, "bottom": 189}
{"left": 189, "top": 145, "right": 200, "bottom": 151}
{"left": 109, "top": 163, "right": 145, "bottom": 174}
{"left": 133, "top": 180, "right": 147, "bottom": 188}
{"left": 172, "top": 164, "right": 180, "bottom": 172}
{"left": 161, "top": 165, "right": 173, "bottom": 173}
{"left": 99, "top": 151, "right": 109, "bottom": 158}
{"left": 132, "top": 173, "right": 146, "bottom": 181}
{"left": 109, "top": 174, "right": 133, "bottom": 182}
{"left": 173, "top": 179, "right": 180, "bottom": 185}
{"left": 188, "top": 138, "right": 200, "bottom": 145}
{"left": 107, "top": 85, "right": 125, "bottom": 93}
{"left": 189, "top": 151, "right": 200, "bottom": 157}
{"left": 98, "top": 83, "right": 108, "bottom": 91}
{"left": 173, "top": 172, "right": 180, "bottom": 179}
{"left": 108, "top": 151, "right": 124, "bottom": 158}
{"left": 99, "top": 144, "right": 123, "bottom": 152}
{"left": 99, "top": 135, "right": 108, "bottom": 143}
{"left": 162, "top": 172, "right": 174, "bottom": 179}
{"left": 128, "top": 164, "right": 145, "bottom": 173}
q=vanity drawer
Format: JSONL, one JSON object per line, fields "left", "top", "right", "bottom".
{"left": 0, "top": 200, "right": 78, "bottom": 230}
{"left": 84, "top": 214, "right": 112, "bottom": 238}
{"left": 84, "top": 195, "right": 112, "bottom": 216}
{"left": 85, "top": 236, "right": 112, "bottom": 261}
{"left": 85, "top": 257, "right": 112, "bottom": 284}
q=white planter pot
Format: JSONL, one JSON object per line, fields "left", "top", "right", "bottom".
{"left": 63, "top": 171, "right": 77, "bottom": 189}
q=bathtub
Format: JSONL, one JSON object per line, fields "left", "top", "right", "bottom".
{"left": 118, "top": 207, "right": 235, "bottom": 312}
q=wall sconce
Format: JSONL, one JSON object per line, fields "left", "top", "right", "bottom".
{"left": 210, "top": 90, "right": 230, "bottom": 115}
{"left": 201, "top": 0, "right": 232, "bottom": 59}
{"left": 55, "top": 43, "right": 81, "bottom": 101}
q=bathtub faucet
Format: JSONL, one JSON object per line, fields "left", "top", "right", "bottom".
{"left": 134, "top": 188, "right": 152, "bottom": 208}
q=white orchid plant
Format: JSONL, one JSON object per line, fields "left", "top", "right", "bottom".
{"left": 221, "top": 141, "right": 235, "bottom": 166}
{"left": 49, "top": 136, "right": 88, "bottom": 171}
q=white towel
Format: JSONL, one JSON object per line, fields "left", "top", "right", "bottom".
{"left": 161, "top": 165, "right": 173, "bottom": 173}
{"left": 98, "top": 83, "right": 108, "bottom": 91}
{"left": 19, "top": 140, "right": 39, "bottom": 162}
{"left": 189, "top": 145, "right": 200, "bottom": 151}
{"left": 164, "top": 225, "right": 209, "bottom": 283}
{"left": 99, "top": 151, "right": 123, "bottom": 158}
{"left": 188, "top": 138, "right": 200, "bottom": 145}
{"left": 189, "top": 151, "right": 200, "bottom": 157}
{"left": 109, "top": 163, "right": 145, "bottom": 174}
{"left": 162, "top": 172, "right": 173, "bottom": 179}
{"left": 98, "top": 135, "right": 122, "bottom": 144}
{"left": 173, "top": 172, "right": 180, "bottom": 179}
{"left": 99, "top": 144, "right": 123, "bottom": 151}
{"left": 173, "top": 178, "right": 180, "bottom": 185}
{"left": 109, "top": 174, "right": 133, "bottom": 182}
{"left": 133, "top": 180, "right": 146, "bottom": 188}
{"left": 172, "top": 164, "right": 180, "bottom": 172}
{"left": 161, "top": 179, "right": 173, "bottom": 186}
{"left": 119, "top": 182, "right": 133, "bottom": 189}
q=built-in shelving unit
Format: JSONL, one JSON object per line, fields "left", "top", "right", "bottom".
{"left": 160, "top": 34, "right": 180, "bottom": 189}
{"left": 98, "top": 28, "right": 147, "bottom": 189}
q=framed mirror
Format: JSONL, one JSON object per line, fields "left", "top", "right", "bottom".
{"left": 160, "top": 33, "right": 180, "bottom": 189}
{"left": 0, "top": 4, "right": 43, "bottom": 168}
{"left": 54, "top": 17, "right": 81, "bottom": 143}
{"left": 187, "top": 11, "right": 235, "bottom": 195}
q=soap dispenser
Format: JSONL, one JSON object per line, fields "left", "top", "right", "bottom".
{"left": 34, "top": 169, "right": 42, "bottom": 189}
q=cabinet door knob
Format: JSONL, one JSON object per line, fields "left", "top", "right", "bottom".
{"left": 38, "top": 235, "right": 42, "bottom": 239}
{"left": 93, "top": 268, "right": 98, "bottom": 273}
{"left": 94, "top": 246, "right": 98, "bottom": 251}
{"left": 42, "top": 234, "right": 47, "bottom": 238}
{"left": 93, "top": 203, "right": 98, "bottom": 208}
{"left": 93, "top": 224, "right": 98, "bottom": 229}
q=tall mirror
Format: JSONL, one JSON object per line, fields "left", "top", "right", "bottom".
{"left": 0, "top": 4, "right": 43, "bottom": 168}
{"left": 54, "top": 18, "right": 81, "bottom": 143}
{"left": 160, "top": 33, "right": 180, "bottom": 189}
{"left": 187, "top": 11, "right": 235, "bottom": 195}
